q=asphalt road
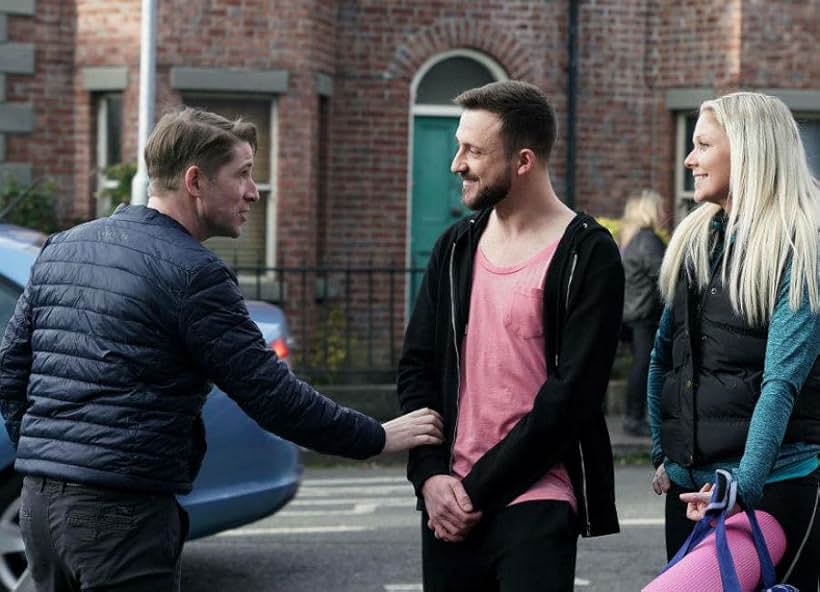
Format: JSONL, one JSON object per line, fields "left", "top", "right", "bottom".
{"left": 179, "top": 463, "right": 667, "bottom": 591}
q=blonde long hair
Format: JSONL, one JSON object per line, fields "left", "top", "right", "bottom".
{"left": 620, "top": 189, "right": 663, "bottom": 248}
{"left": 659, "top": 92, "right": 820, "bottom": 326}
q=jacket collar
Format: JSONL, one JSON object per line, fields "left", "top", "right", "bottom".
{"left": 112, "top": 204, "right": 195, "bottom": 237}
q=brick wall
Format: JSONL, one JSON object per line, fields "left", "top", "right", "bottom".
{"left": 325, "top": 1, "right": 561, "bottom": 270}
{"left": 740, "top": 0, "right": 819, "bottom": 87}
{"left": 576, "top": 0, "right": 662, "bottom": 218}
{"left": 6, "top": 0, "right": 78, "bottom": 221}
{"left": 8, "top": 0, "right": 818, "bottom": 371}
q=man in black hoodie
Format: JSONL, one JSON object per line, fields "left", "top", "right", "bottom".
{"left": 398, "top": 81, "right": 623, "bottom": 592}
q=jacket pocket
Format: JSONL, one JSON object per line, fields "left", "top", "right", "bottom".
{"left": 504, "top": 287, "right": 544, "bottom": 339}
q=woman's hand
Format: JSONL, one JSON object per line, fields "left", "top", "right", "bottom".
{"left": 679, "top": 483, "right": 713, "bottom": 521}
{"left": 651, "top": 464, "right": 671, "bottom": 495}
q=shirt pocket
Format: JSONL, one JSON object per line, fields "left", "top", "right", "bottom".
{"left": 504, "top": 287, "right": 544, "bottom": 339}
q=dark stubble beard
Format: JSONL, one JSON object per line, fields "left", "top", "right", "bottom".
{"left": 462, "top": 169, "right": 512, "bottom": 212}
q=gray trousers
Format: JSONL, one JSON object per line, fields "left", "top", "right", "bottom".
{"left": 20, "top": 476, "right": 186, "bottom": 592}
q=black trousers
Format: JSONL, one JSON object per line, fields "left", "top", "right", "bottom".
{"left": 625, "top": 320, "right": 658, "bottom": 424}
{"left": 20, "top": 476, "right": 188, "bottom": 592}
{"left": 665, "top": 469, "right": 820, "bottom": 591}
{"left": 421, "top": 500, "right": 578, "bottom": 592}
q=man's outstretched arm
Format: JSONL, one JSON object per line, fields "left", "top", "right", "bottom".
{"left": 182, "top": 260, "right": 442, "bottom": 458}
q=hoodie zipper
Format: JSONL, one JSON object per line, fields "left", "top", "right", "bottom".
{"left": 562, "top": 221, "right": 592, "bottom": 536}
{"left": 567, "top": 250, "right": 591, "bottom": 535}
{"left": 448, "top": 240, "right": 462, "bottom": 471}
{"left": 565, "top": 252, "right": 578, "bottom": 310}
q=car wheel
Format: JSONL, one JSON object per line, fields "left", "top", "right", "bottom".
{"left": 0, "top": 474, "right": 25, "bottom": 592}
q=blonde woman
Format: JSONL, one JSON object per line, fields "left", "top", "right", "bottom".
{"left": 647, "top": 92, "right": 820, "bottom": 589}
{"left": 620, "top": 190, "right": 666, "bottom": 436}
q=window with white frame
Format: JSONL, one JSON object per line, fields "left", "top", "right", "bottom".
{"left": 183, "top": 96, "right": 276, "bottom": 270}
{"left": 673, "top": 111, "right": 699, "bottom": 224}
{"left": 674, "top": 109, "right": 820, "bottom": 225}
{"left": 795, "top": 114, "right": 820, "bottom": 179}
{"left": 94, "top": 93, "right": 123, "bottom": 216}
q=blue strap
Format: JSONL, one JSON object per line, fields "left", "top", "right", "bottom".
{"left": 658, "top": 470, "right": 798, "bottom": 591}
{"left": 715, "top": 509, "right": 742, "bottom": 591}
{"left": 746, "top": 508, "right": 778, "bottom": 589}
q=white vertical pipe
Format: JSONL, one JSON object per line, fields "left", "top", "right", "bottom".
{"left": 130, "top": 0, "right": 157, "bottom": 205}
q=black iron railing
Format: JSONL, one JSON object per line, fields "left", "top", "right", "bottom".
{"left": 229, "top": 264, "right": 426, "bottom": 382}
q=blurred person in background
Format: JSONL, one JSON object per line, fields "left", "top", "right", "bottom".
{"left": 620, "top": 189, "right": 666, "bottom": 437}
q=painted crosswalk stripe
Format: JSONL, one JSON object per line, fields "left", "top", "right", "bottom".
{"left": 303, "top": 476, "right": 409, "bottom": 486}
{"left": 620, "top": 518, "right": 664, "bottom": 526}
{"left": 289, "top": 497, "right": 413, "bottom": 507}
{"left": 384, "top": 580, "right": 590, "bottom": 590}
{"left": 217, "top": 525, "right": 370, "bottom": 537}
{"left": 298, "top": 484, "right": 413, "bottom": 497}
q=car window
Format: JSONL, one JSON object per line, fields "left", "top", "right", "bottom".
{"left": 0, "top": 275, "right": 22, "bottom": 336}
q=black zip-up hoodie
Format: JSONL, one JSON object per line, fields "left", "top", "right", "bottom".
{"left": 398, "top": 209, "right": 623, "bottom": 537}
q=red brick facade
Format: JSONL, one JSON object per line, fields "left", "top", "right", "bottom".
{"left": 9, "top": 0, "right": 817, "bottom": 248}
{"left": 4, "top": 0, "right": 818, "bottom": 370}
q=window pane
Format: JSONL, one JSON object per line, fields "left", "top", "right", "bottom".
{"left": 796, "top": 118, "right": 820, "bottom": 178}
{"left": 105, "top": 94, "right": 123, "bottom": 166}
{"left": 416, "top": 57, "right": 496, "bottom": 105}
{"left": 682, "top": 114, "right": 696, "bottom": 192}
{"left": 183, "top": 97, "right": 271, "bottom": 183}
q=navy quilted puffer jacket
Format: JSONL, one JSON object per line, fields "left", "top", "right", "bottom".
{"left": 0, "top": 205, "right": 385, "bottom": 494}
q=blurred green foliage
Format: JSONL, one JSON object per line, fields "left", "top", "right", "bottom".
{"left": 0, "top": 176, "right": 59, "bottom": 234}
{"left": 596, "top": 215, "right": 670, "bottom": 245}
{"left": 97, "top": 162, "right": 137, "bottom": 215}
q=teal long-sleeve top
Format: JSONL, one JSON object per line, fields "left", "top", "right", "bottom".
{"left": 647, "top": 263, "right": 820, "bottom": 508}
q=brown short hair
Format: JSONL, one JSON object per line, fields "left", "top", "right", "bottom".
{"left": 454, "top": 80, "right": 557, "bottom": 161}
{"left": 145, "top": 107, "right": 258, "bottom": 193}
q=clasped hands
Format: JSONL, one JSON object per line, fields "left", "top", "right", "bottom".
{"left": 422, "top": 474, "right": 483, "bottom": 543}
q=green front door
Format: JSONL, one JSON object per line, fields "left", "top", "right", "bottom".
{"left": 410, "top": 116, "right": 468, "bottom": 299}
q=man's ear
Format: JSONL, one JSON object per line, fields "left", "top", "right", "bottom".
{"left": 183, "top": 165, "right": 203, "bottom": 197}
{"left": 515, "top": 149, "right": 536, "bottom": 176}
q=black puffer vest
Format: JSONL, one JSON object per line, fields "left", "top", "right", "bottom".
{"left": 661, "top": 267, "right": 820, "bottom": 467}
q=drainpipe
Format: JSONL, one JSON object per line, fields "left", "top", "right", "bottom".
{"left": 565, "top": 0, "right": 578, "bottom": 209}
{"left": 130, "top": 0, "right": 157, "bottom": 205}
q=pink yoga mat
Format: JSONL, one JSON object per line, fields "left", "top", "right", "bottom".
{"left": 642, "top": 511, "right": 787, "bottom": 592}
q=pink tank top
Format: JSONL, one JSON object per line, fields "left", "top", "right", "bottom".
{"left": 451, "top": 240, "right": 576, "bottom": 510}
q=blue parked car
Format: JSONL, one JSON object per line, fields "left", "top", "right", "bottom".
{"left": 0, "top": 223, "right": 302, "bottom": 591}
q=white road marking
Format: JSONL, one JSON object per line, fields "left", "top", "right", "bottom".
{"left": 297, "top": 484, "right": 413, "bottom": 497}
{"left": 289, "top": 497, "right": 413, "bottom": 507}
{"left": 217, "top": 525, "right": 370, "bottom": 537}
{"left": 620, "top": 518, "right": 665, "bottom": 526}
{"left": 279, "top": 503, "right": 378, "bottom": 517}
{"left": 303, "top": 476, "right": 409, "bottom": 486}
{"left": 384, "top": 579, "right": 591, "bottom": 590}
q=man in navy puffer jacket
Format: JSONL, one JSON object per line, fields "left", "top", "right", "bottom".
{"left": 0, "top": 107, "right": 443, "bottom": 592}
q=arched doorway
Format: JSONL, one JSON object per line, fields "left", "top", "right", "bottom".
{"left": 408, "top": 50, "right": 507, "bottom": 297}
